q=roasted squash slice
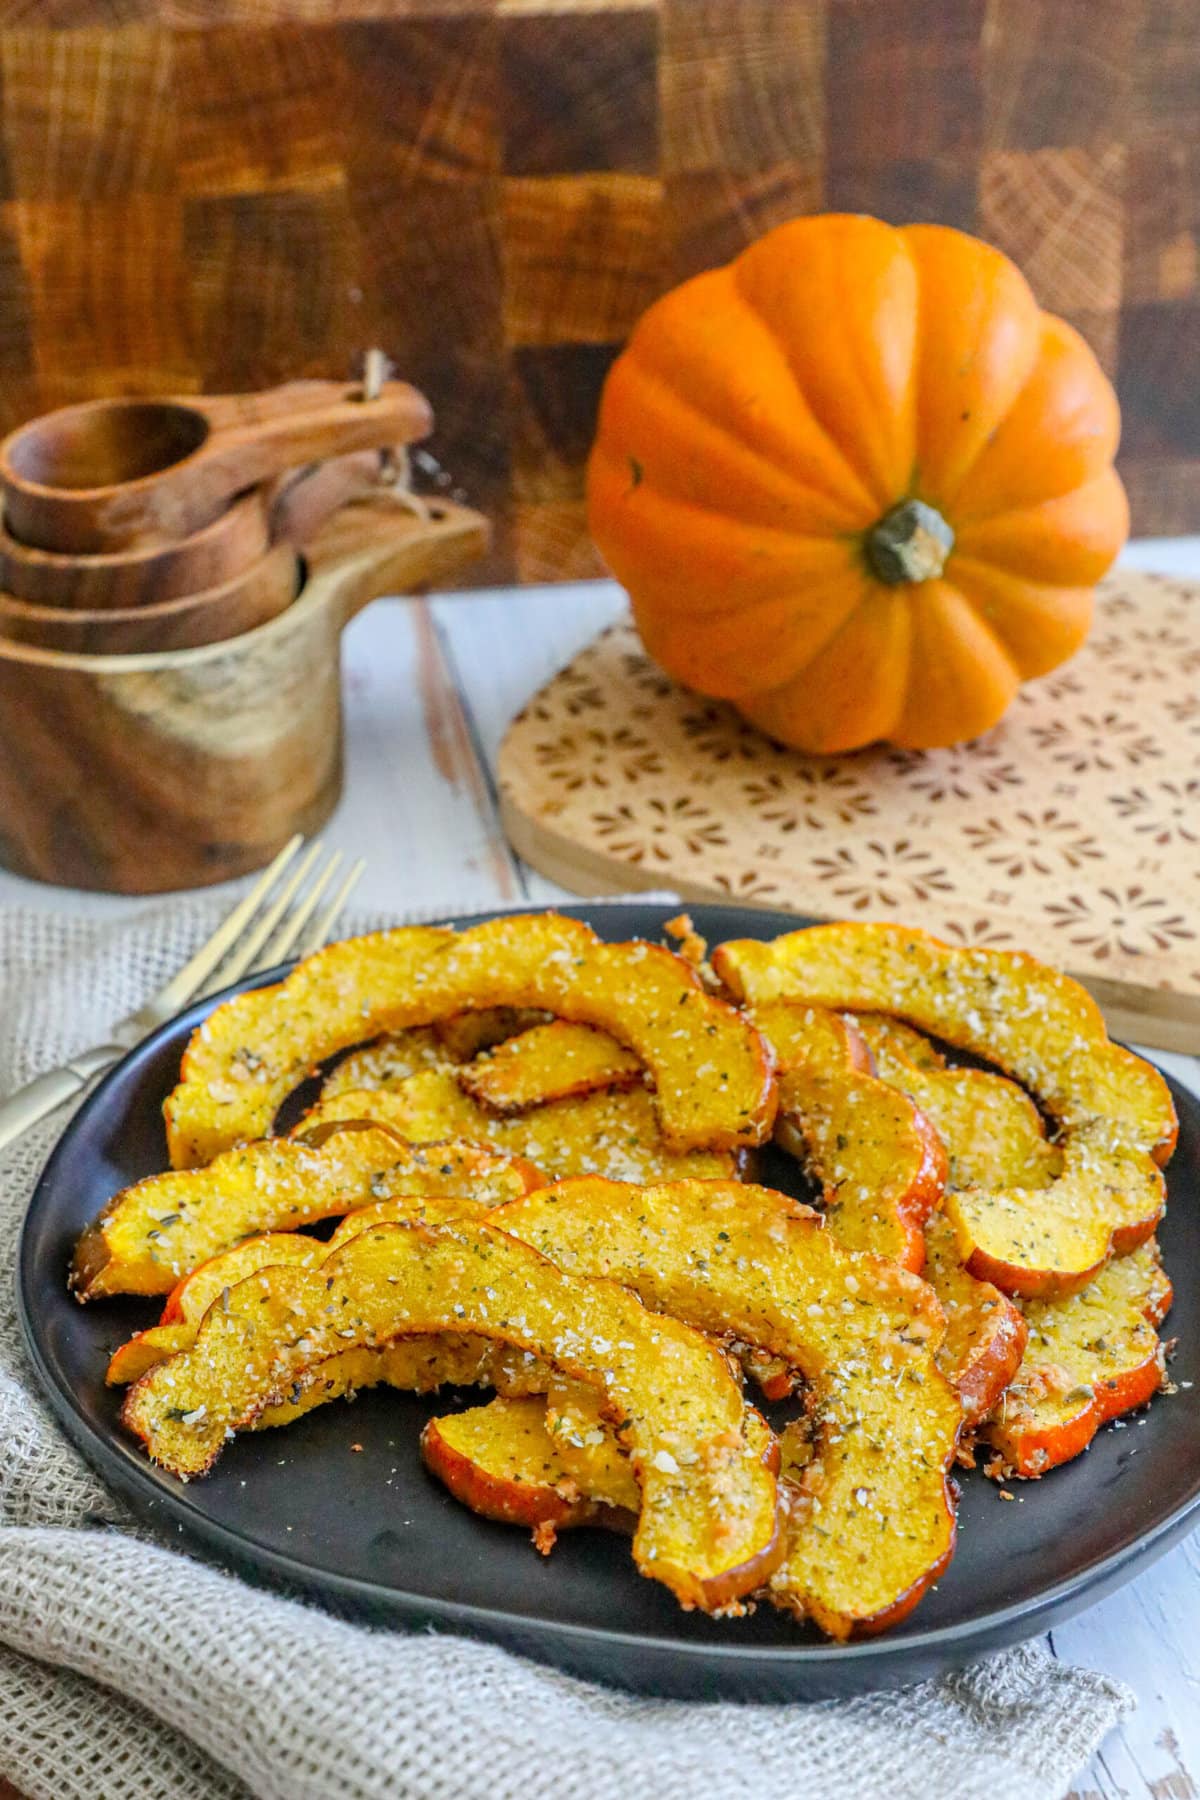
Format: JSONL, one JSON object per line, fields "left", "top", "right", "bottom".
{"left": 715, "top": 924, "right": 1175, "bottom": 1295}
{"left": 325, "top": 1010, "right": 552, "bottom": 1096}
{"left": 73, "top": 1127, "right": 540, "bottom": 1300}
{"left": 983, "top": 1239, "right": 1172, "bottom": 1478}
{"left": 866, "top": 1010, "right": 1174, "bottom": 1471}
{"left": 107, "top": 1235, "right": 316, "bottom": 1384}
{"left": 260, "top": 1339, "right": 518, "bottom": 1432}
{"left": 433, "top": 1008, "right": 549, "bottom": 1061}
{"left": 854, "top": 1014, "right": 946, "bottom": 1073}
{"left": 164, "top": 914, "right": 776, "bottom": 1167}
{"left": 122, "top": 1220, "right": 784, "bottom": 1613}
{"left": 421, "top": 1396, "right": 636, "bottom": 1537}
{"left": 105, "top": 1192, "right": 494, "bottom": 1385}
{"left": 111, "top": 1191, "right": 550, "bottom": 1421}
{"left": 750, "top": 1002, "right": 945, "bottom": 1271}
{"left": 922, "top": 1215, "right": 1028, "bottom": 1427}
{"left": 130, "top": 1209, "right": 551, "bottom": 1429}
{"left": 758, "top": 1006, "right": 1024, "bottom": 1421}
{"left": 538, "top": 1382, "right": 788, "bottom": 1509}
{"left": 299, "top": 1073, "right": 738, "bottom": 1183}
{"left": 458, "top": 1021, "right": 643, "bottom": 1113}
{"left": 542, "top": 1383, "right": 646, "bottom": 1512}
{"left": 423, "top": 1386, "right": 779, "bottom": 1549}
{"left": 491, "top": 1177, "right": 962, "bottom": 1639}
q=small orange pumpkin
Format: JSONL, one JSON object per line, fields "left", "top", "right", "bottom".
{"left": 587, "top": 215, "right": 1127, "bottom": 752}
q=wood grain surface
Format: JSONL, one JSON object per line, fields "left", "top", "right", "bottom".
{"left": 0, "top": 0, "right": 1193, "bottom": 579}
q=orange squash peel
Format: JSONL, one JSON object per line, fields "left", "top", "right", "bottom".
{"left": 749, "top": 1002, "right": 946, "bottom": 1271}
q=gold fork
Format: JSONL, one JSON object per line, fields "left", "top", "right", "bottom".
{"left": 0, "top": 836, "right": 364, "bottom": 1156}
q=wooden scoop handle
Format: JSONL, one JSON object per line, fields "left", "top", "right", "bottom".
{"left": 192, "top": 380, "right": 430, "bottom": 494}
{"left": 301, "top": 492, "right": 491, "bottom": 629}
{"left": 269, "top": 449, "right": 393, "bottom": 548}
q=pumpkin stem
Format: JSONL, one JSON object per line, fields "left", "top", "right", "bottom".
{"left": 865, "top": 500, "right": 954, "bottom": 585}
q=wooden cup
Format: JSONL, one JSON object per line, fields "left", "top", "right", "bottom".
{"left": 0, "top": 379, "right": 432, "bottom": 553}
{"left": 0, "top": 494, "right": 488, "bottom": 892}
{"left": 0, "top": 543, "right": 300, "bottom": 653}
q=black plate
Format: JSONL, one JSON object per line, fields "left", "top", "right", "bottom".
{"left": 17, "top": 902, "right": 1200, "bottom": 1700}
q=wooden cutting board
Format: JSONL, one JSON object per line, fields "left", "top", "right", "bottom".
{"left": 500, "top": 571, "right": 1200, "bottom": 1052}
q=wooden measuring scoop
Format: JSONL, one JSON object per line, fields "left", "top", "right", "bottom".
{"left": 0, "top": 543, "right": 300, "bottom": 653}
{"left": 0, "top": 377, "right": 431, "bottom": 554}
{"left": 0, "top": 487, "right": 271, "bottom": 610}
{"left": 0, "top": 447, "right": 392, "bottom": 612}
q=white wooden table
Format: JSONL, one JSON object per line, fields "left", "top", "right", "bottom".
{"left": 3, "top": 540, "right": 1198, "bottom": 1799}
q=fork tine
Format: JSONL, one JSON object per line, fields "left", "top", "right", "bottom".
{"left": 258, "top": 849, "right": 344, "bottom": 967}
{"left": 150, "top": 834, "right": 304, "bottom": 1016}
{"left": 204, "top": 840, "right": 329, "bottom": 993}
{"left": 294, "top": 857, "right": 366, "bottom": 958}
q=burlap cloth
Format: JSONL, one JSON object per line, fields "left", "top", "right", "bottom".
{"left": 0, "top": 900, "right": 1135, "bottom": 1800}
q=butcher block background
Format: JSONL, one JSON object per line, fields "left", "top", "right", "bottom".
{"left": 0, "top": 0, "right": 1196, "bottom": 581}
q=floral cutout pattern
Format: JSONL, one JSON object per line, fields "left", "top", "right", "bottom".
{"left": 499, "top": 575, "right": 1200, "bottom": 1003}
{"left": 532, "top": 726, "right": 664, "bottom": 792}
{"left": 809, "top": 841, "right": 955, "bottom": 912}
{"left": 1043, "top": 888, "right": 1196, "bottom": 959}
{"left": 1108, "top": 780, "right": 1200, "bottom": 845}
{"left": 960, "top": 810, "right": 1104, "bottom": 876}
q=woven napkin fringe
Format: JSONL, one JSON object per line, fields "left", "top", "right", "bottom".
{"left": 0, "top": 898, "right": 1132, "bottom": 1800}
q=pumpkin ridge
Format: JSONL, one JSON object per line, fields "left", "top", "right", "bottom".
{"left": 889, "top": 581, "right": 1020, "bottom": 749}
{"left": 732, "top": 215, "right": 920, "bottom": 511}
{"left": 937, "top": 554, "right": 1094, "bottom": 678}
{"left": 614, "top": 266, "right": 882, "bottom": 524}
{"left": 771, "top": 232, "right": 916, "bottom": 514}
{"left": 727, "top": 268, "right": 893, "bottom": 521}
{"left": 948, "top": 315, "right": 1123, "bottom": 527}
{"left": 902, "top": 224, "right": 1044, "bottom": 508}
{"left": 953, "top": 471, "right": 1129, "bottom": 586}
{"left": 837, "top": 234, "right": 919, "bottom": 509}
{"left": 634, "top": 573, "right": 868, "bottom": 700}
{"left": 613, "top": 354, "right": 876, "bottom": 529}
{"left": 937, "top": 579, "right": 1022, "bottom": 681}
{"left": 742, "top": 585, "right": 913, "bottom": 753}
{"left": 589, "top": 444, "right": 856, "bottom": 616}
